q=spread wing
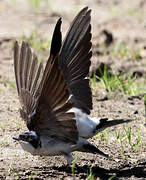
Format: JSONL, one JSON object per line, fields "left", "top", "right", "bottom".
{"left": 14, "top": 41, "right": 43, "bottom": 126}
{"left": 58, "top": 7, "right": 92, "bottom": 114}
{"left": 14, "top": 18, "right": 78, "bottom": 143}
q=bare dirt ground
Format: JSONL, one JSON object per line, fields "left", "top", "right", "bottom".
{"left": 0, "top": 0, "right": 146, "bottom": 179}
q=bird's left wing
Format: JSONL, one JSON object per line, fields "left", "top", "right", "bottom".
{"left": 58, "top": 7, "right": 92, "bottom": 115}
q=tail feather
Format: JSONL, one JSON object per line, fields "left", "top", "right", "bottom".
{"left": 96, "top": 118, "right": 133, "bottom": 132}
{"left": 81, "top": 143, "right": 110, "bottom": 159}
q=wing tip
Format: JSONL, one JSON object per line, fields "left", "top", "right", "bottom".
{"left": 50, "top": 17, "right": 62, "bottom": 56}
{"left": 57, "top": 17, "right": 62, "bottom": 24}
{"left": 14, "top": 40, "right": 18, "bottom": 46}
{"left": 82, "top": 6, "right": 88, "bottom": 12}
{"left": 81, "top": 6, "right": 91, "bottom": 14}
{"left": 14, "top": 40, "right": 19, "bottom": 53}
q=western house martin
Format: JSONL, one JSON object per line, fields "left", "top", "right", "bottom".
{"left": 13, "top": 7, "right": 131, "bottom": 165}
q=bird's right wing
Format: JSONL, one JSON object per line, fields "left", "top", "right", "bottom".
{"left": 33, "top": 57, "right": 78, "bottom": 143}
{"left": 58, "top": 7, "right": 92, "bottom": 115}
{"left": 14, "top": 41, "right": 43, "bottom": 129}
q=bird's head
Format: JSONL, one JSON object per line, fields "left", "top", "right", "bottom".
{"left": 13, "top": 131, "right": 40, "bottom": 149}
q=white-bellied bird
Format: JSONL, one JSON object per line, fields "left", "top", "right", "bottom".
{"left": 13, "top": 7, "right": 131, "bottom": 165}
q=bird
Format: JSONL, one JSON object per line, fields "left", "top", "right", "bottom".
{"left": 13, "top": 7, "right": 131, "bottom": 166}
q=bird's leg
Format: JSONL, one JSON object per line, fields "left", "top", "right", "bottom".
{"left": 63, "top": 152, "right": 73, "bottom": 166}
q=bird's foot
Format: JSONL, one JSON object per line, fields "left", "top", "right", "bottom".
{"left": 63, "top": 152, "right": 73, "bottom": 167}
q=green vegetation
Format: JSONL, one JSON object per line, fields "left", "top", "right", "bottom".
{"left": 94, "top": 124, "right": 144, "bottom": 161}
{"left": 108, "top": 175, "right": 116, "bottom": 180}
{"left": 12, "top": 0, "right": 18, "bottom": 6}
{"left": 12, "top": 0, "right": 49, "bottom": 9}
{"left": 144, "top": 94, "right": 146, "bottom": 124}
{"left": 71, "top": 156, "right": 78, "bottom": 175}
{"left": 0, "top": 88, "right": 3, "bottom": 93}
{"left": 15, "top": 174, "right": 19, "bottom": 180}
{"left": 0, "top": 137, "right": 9, "bottom": 147}
{"left": 8, "top": 162, "right": 15, "bottom": 174}
{"left": 22, "top": 30, "right": 51, "bottom": 52}
{"left": 109, "top": 7, "right": 121, "bottom": 17}
{"left": 119, "top": 125, "right": 143, "bottom": 153}
{"left": 86, "top": 166, "right": 94, "bottom": 180}
{"left": 90, "top": 65, "right": 146, "bottom": 96}
{"left": 28, "top": 0, "right": 54, "bottom": 10}
{"left": 128, "top": 9, "right": 141, "bottom": 18}
{"left": 28, "top": 172, "right": 36, "bottom": 180}
{"left": 94, "top": 129, "right": 110, "bottom": 144}
{"left": 1, "top": 79, "right": 16, "bottom": 89}
{"left": 0, "top": 121, "right": 8, "bottom": 132}
{"left": 28, "top": 0, "right": 43, "bottom": 8}
{"left": 6, "top": 81, "right": 16, "bottom": 89}
{"left": 19, "top": 30, "right": 51, "bottom": 62}
{"left": 110, "top": 41, "right": 141, "bottom": 60}
{"left": 11, "top": 30, "right": 51, "bottom": 63}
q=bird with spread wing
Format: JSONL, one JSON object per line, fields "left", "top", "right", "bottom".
{"left": 13, "top": 7, "right": 131, "bottom": 165}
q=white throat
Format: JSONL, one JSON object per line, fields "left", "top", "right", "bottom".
{"left": 19, "top": 141, "right": 36, "bottom": 155}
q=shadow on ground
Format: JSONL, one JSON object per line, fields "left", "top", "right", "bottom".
{"left": 50, "top": 160, "right": 146, "bottom": 179}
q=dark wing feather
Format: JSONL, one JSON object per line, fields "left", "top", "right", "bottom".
{"left": 50, "top": 18, "right": 62, "bottom": 56}
{"left": 58, "top": 7, "right": 92, "bottom": 114}
{"left": 32, "top": 59, "right": 78, "bottom": 143}
{"left": 14, "top": 18, "right": 78, "bottom": 142}
{"left": 14, "top": 41, "right": 43, "bottom": 128}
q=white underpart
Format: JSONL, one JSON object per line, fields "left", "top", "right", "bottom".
{"left": 19, "top": 107, "right": 102, "bottom": 164}
{"left": 68, "top": 107, "right": 101, "bottom": 139}
{"left": 20, "top": 141, "right": 35, "bottom": 154}
{"left": 19, "top": 136, "right": 89, "bottom": 165}
{"left": 19, "top": 136, "right": 88, "bottom": 156}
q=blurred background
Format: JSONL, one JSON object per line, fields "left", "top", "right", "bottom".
{"left": 0, "top": 0, "right": 146, "bottom": 87}
{"left": 0, "top": 0, "right": 146, "bottom": 179}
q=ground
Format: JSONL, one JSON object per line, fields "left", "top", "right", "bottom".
{"left": 0, "top": 0, "right": 146, "bottom": 179}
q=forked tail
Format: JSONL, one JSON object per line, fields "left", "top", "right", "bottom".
{"left": 95, "top": 118, "right": 133, "bottom": 134}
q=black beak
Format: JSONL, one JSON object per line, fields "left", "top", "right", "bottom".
{"left": 13, "top": 136, "right": 19, "bottom": 141}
